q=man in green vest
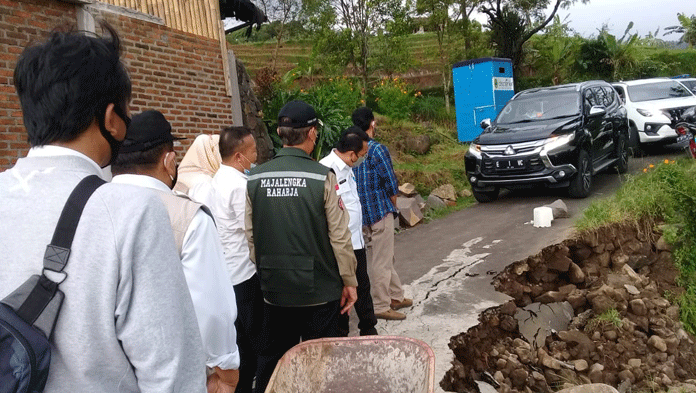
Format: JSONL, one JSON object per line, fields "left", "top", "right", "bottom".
{"left": 246, "top": 100, "right": 357, "bottom": 393}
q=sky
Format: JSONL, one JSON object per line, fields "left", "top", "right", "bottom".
{"left": 470, "top": 0, "right": 694, "bottom": 39}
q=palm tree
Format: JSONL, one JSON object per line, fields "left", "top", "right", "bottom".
{"left": 664, "top": 13, "right": 696, "bottom": 48}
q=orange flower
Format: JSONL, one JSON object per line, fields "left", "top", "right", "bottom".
{"left": 649, "top": 164, "right": 654, "bottom": 168}
{"left": 664, "top": 159, "right": 670, "bottom": 164}
{"left": 643, "top": 168, "right": 648, "bottom": 173}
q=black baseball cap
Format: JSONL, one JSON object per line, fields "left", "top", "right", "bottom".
{"left": 121, "top": 110, "right": 185, "bottom": 153}
{"left": 277, "top": 100, "right": 320, "bottom": 128}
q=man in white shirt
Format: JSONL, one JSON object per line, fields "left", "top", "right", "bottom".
{"left": 2, "top": 25, "right": 205, "bottom": 392}
{"left": 188, "top": 126, "right": 263, "bottom": 393}
{"left": 320, "top": 127, "right": 378, "bottom": 336}
{"left": 111, "top": 110, "right": 240, "bottom": 393}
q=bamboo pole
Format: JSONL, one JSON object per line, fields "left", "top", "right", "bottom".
{"left": 195, "top": 0, "right": 208, "bottom": 37}
{"left": 218, "top": 20, "right": 232, "bottom": 96}
{"left": 186, "top": 0, "right": 198, "bottom": 36}
{"left": 171, "top": 0, "right": 183, "bottom": 32}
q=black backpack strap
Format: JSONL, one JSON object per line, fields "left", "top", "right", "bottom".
{"left": 9, "top": 175, "right": 105, "bottom": 326}
{"left": 43, "top": 175, "right": 106, "bottom": 273}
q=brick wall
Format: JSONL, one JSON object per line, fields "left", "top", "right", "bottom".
{"left": 0, "top": 0, "right": 235, "bottom": 170}
{"left": 0, "top": 0, "right": 76, "bottom": 168}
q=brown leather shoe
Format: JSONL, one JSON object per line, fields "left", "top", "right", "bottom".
{"left": 390, "top": 298, "right": 413, "bottom": 310}
{"left": 375, "top": 309, "right": 406, "bottom": 320}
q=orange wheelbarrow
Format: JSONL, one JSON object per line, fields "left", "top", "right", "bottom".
{"left": 265, "top": 335, "right": 436, "bottom": 393}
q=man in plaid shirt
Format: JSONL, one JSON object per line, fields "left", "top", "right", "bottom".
{"left": 352, "top": 107, "right": 413, "bottom": 320}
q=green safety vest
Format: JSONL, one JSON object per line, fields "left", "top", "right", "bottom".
{"left": 247, "top": 147, "right": 343, "bottom": 306}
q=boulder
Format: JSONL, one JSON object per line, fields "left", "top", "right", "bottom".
{"left": 431, "top": 184, "right": 457, "bottom": 202}
{"left": 648, "top": 335, "right": 667, "bottom": 352}
{"left": 627, "top": 358, "right": 641, "bottom": 368}
{"left": 558, "top": 330, "right": 595, "bottom": 357}
{"left": 538, "top": 348, "right": 562, "bottom": 370}
{"left": 548, "top": 253, "right": 572, "bottom": 272}
{"left": 535, "top": 291, "right": 567, "bottom": 304}
{"left": 544, "top": 199, "right": 570, "bottom": 219}
{"left": 611, "top": 253, "right": 629, "bottom": 270}
{"left": 574, "top": 359, "right": 589, "bottom": 372}
{"left": 413, "top": 193, "right": 426, "bottom": 209}
{"left": 396, "top": 196, "right": 423, "bottom": 227}
{"left": 656, "top": 236, "right": 672, "bottom": 252}
{"left": 460, "top": 189, "right": 472, "bottom": 198}
{"left": 568, "top": 262, "right": 585, "bottom": 284}
{"left": 398, "top": 182, "right": 417, "bottom": 196}
{"left": 556, "top": 383, "right": 619, "bottom": 393}
{"left": 426, "top": 194, "right": 447, "bottom": 211}
{"left": 629, "top": 299, "right": 647, "bottom": 316}
{"left": 624, "top": 284, "right": 640, "bottom": 296}
{"left": 405, "top": 134, "right": 431, "bottom": 155}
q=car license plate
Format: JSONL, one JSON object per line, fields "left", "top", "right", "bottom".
{"left": 495, "top": 159, "right": 526, "bottom": 170}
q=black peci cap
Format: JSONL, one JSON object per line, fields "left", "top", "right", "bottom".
{"left": 121, "top": 110, "right": 185, "bottom": 153}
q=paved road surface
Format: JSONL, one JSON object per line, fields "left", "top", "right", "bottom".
{"left": 363, "top": 145, "right": 689, "bottom": 392}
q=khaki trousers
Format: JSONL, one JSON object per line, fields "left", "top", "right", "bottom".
{"left": 364, "top": 214, "right": 405, "bottom": 314}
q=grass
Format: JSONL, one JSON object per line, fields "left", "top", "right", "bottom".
{"left": 375, "top": 115, "right": 471, "bottom": 198}
{"left": 574, "top": 158, "right": 688, "bottom": 232}
{"left": 423, "top": 197, "right": 475, "bottom": 221}
{"left": 585, "top": 308, "right": 623, "bottom": 333}
{"left": 227, "top": 32, "right": 446, "bottom": 79}
{"left": 575, "top": 157, "right": 696, "bottom": 334}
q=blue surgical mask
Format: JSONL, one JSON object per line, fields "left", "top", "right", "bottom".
{"left": 240, "top": 153, "right": 256, "bottom": 175}
{"left": 244, "top": 163, "right": 256, "bottom": 175}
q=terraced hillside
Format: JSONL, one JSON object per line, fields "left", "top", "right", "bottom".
{"left": 227, "top": 32, "right": 448, "bottom": 88}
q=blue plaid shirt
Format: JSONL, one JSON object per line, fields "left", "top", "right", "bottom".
{"left": 353, "top": 140, "right": 399, "bottom": 226}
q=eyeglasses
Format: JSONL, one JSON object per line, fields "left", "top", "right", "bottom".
{"left": 113, "top": 105, "right": 132, "bottom": 129}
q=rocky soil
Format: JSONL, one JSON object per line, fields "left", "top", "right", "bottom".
{"left": 441, "top": 220, "right": 696, "bottom": 393}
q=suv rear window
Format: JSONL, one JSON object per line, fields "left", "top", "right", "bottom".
{"left": 497, "top": 90, "right": 580, "bottom": 124}
{"left": 627, "top": 81, "right": 692, "bottom": 102}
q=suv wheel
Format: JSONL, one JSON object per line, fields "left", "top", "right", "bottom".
{"left": 614, "top": 134, "right": 629, "bottom": 174}
{"left": 472, "top": 187, "right": 499, "bottom": 203}
{"left": 629, "top": 126, "right": 644, "bottom": 157}
{"left": 568, "top": 150, "right": 592, "bottom": 198}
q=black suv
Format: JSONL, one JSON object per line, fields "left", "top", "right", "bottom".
{"left": 465, "top": 81, "right": 629, "bottom": 203}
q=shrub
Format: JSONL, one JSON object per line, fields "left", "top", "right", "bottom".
{"left": 260, "top": 77, "right": 362, "bottom": 160}
{"left": 411, "top": 96, "right": 443, "bottom": 121}
{"left": 371, "top": 77, "right": 417, "bottom": 120}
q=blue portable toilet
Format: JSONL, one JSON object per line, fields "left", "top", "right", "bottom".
{"left": 452, "top": 58, "right": 514, "bottom": 142}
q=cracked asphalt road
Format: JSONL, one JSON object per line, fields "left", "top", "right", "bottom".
{"left": 356, "top": 145, "right": 688, "bottom": 392}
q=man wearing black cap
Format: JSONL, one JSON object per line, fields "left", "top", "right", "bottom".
{"left": 111, "top": 110, "right": 241, "bottom": 393}
{"left": 245, "top": 100, "right": 358, "bottom": 393}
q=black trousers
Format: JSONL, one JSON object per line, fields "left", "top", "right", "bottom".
{"left": 339, "top": 248, "right": 378, "bottom": 336}
{"left": 232, "top": 274, "right": 264, "bottom": 393}
{"left": 254, "top": 300, "right": 342, "bottom": 393}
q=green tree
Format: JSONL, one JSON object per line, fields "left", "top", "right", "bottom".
{"left": 599, "top": 23, "right": 639, "bottom": 81}
{"left": 479, "top": 0, "right": 588, "bottom": 80}
{"left": 257, "top": 0, "right": 304, "bottom": 70}
{"left": 416, "top": 0, "right": 483, "bottom": 113}
{"left": 334, "top": 0, "right": 413, "bottom": 91}
{"left": 528, "top": 15, "right": 579, "bottom": 85}
{"left": 665, "top": 13, "right": 696, "bottom": 48}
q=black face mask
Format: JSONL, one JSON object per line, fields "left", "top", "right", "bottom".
{"left": 99, "top": 105, "right": 131, "bottom": 168}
